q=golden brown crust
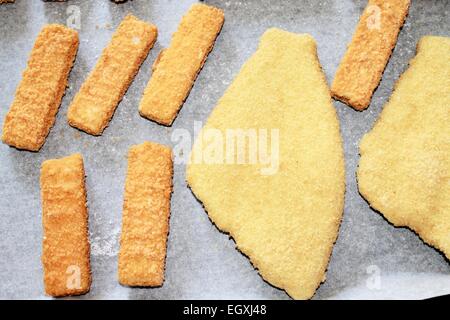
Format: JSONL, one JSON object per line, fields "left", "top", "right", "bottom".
{"left": 118, "top": 142, "right": 173, "bottom": 287}
{"left": 1, "top": 24, "right": 78, "bottom": 151}
{"left": 358, "top": 36, "right": 450, "bottom": 260}
{"left": 331, "top": 0, "right": 410, "bottom": 111}
{"left": 139, "top": 3, "right": 224, "bottom": 126}
{"left": 40, "top": 153, "right": 91, "bottom": 297}
{"left": 0, "top": 0, "right": 15, "bottom": 3}
{"left": 67, "top": 15, "right": 157, "bottom": 135}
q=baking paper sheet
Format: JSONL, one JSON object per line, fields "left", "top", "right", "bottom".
{"left": 0, "top": 0, "right": 449, "bottom": 299}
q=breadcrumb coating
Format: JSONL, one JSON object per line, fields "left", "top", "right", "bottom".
{"left": 67, "top": 15, "right": 157, "bottom": 135}
{"left": 139, "top": 3, "right": 224, "bottom": 126}
{"left": 331, "top": 0, "right": 410, "bottom": 111}
{"left": 118, "top": 142, "right": 173, "bottom": 287}
{"left": 187, "top": 28, "right": 345, "bottom": 299}
{"left": 358, "top": 36, "right": 450, "bottom": 259}
{"left": 40, "top": 153, "right": 91, "bottom": 297}
{"left": 1, "top": 24, "right": 78, "bottom": 151}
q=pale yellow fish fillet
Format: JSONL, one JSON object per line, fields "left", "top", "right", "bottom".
{"left": 2, "top": 24, "right": 78, "bottom": 151}
{"left": 331, "top": 0, "right": 410, "bottom": 111}
{"left": 67, "top": 14, "right": 157, "bottom": 135}
{"left": 118, "top": 142, "right": 173, "bottom": 287}
{"left": 139, "top": 3, "right": 224, "bottom": 126}
{"left": 358, "top": 36, "right": 450, "bottom": 259}
{"left": 186, "top": 28, "right": 345, "bottom": 299}
{"left": 40, "top": 153, "right": 91, "bottom": 297}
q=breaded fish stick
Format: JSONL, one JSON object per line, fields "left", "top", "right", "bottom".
{"left": 331, "top": 0, "right": 410, "bottom": 111}
{"left": 118, "top": 142, "right": 173, "bottom": 287}
{"left": 1, "top": 25, "right": 78, "bottom": 151}
{"left": 40, "top": 153, "right": 91, "bottom": 297}
{"left": 139, "top": 4, "right": 224, "bottom": 126}
{"left": 67, "top": 15, "right": 157, "bottom": 135}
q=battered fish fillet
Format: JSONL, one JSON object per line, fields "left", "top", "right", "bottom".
{"left": 67, "top": 15, "right": 157, "bottom": 135}
{"left": 118, "top": 142, "right": 173, "bottom": 286}
{"left": 331, "top": 0, "right": 410, "bottom": 111}
{"left": 358, "top": 36, "right": 450, "bottom": 259}
{"left": 186, "top": 28, "right": 345, "bottom": 299}
{"left": 40, "top": 153, "right": 91, "bottom": 297}
{"left": 1, "top": 24, "right": 78, "bottom": 151}
{"left": 139, "top": 3, "right": 224, "bottom": 126}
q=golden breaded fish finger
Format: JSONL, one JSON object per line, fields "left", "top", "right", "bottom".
{"left": 139, "top": 3, "right": 224, "bottom": 126}
{"left": 187, "top": 28, "right": 345, "bottom": 299}
{"left": 331, "top": 0, "right": 410, "bottom": 111}
{"left": 118, "top": 142, "right": 173, "bottom": 286}
{"left": 40, "top": 153, "right": 91, "bottom": 297}
{"left": 1, "top": 24, "right": 78, "bottom": 151}
{"left": 67, "top": 15, "right": 157, "bottom": 135}
{"left": 358, "top": 36, "right": 450, "bottom": 259}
